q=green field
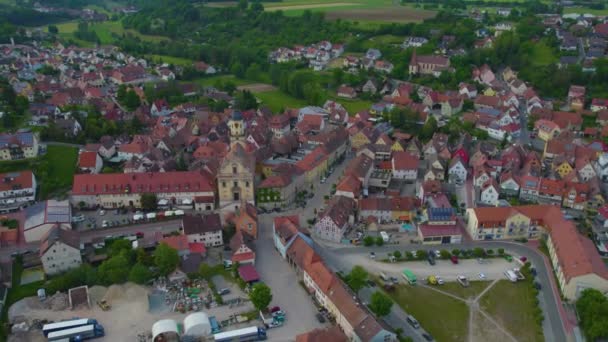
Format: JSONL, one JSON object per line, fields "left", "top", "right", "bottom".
{"left": 194, "top": 75, "right": 253, "bottom": 87}
{"left": 480, "top": 280, "right": 544, "bottom": 342}
{"left": 50, "top": 20, "right": 168, "bottom": 46}
{"left": 563, "top": 6, "right": 608, "bottom": 15}
{"left": 388, "top": 283, "right": 469, "bottom": 342}
{"left": 328, "top": 95, "right": 372, "bottom": 114}
{"left": 145, "top": 54, "right": 194, "bottom": 66}
{"left": 42, "top": 145, "right": 78, "bottom": 198}
{"left": 255, "top": 91, "right": 308, "bottom": 112}
{"left": 263, "top": 0, "right": 436, "bottom": 25}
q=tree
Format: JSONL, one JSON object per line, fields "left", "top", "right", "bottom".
{"left": 249, "top": 283, "right": 272, "bottom": 311}
{"left": 452, "top": 249, "right": 461, "bottom": 256}
{"left": 439, "top": 250, "right": 451, "bottom": 259}
{"left": 346, "top": 266, "right": 368, "bottom": 292}
{"left": 154, "top": 243, "right": 179, "bottom": 276}
{"left": 48, "top": 25, "right": 58, "bottom": 34}
{"left": 498, "top": 248, "right": 505, "bottom": 255}
{"left": 473, "top": 247, "right": 485, "bottom": 258}
{"left": 375, "top": 236, "right": 384, "bottom": 246}
{"left": 576, "top": 289, "right": 608, "bottom": 341}
{"left": 369, "top": 291, "right": 393, "bottom": 317}
{"left": 393, "top": 251, "right": 402, "bottom": 260}
{"left": 416, "top": 250, "right": 427, "bottom": 260}
{"left": 238, "top": 0, "right": 249, "bottom": 11}
{"left": 124, "top": 89, "right": 141, "bottom": 111}
{"left": 98, "top": 255, "right": 130, "bottom": 285}
{"left": 128, "top": 263, "right": 153, "bottom": 284}
{"left": 140, "top": 193, "right": 157, "bottom": 211}
{"left": 363, "top": 236, "right": 375, "bottom": 246}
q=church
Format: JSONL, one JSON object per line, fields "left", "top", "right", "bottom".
{"left": 218, "top": 111, "right": 256, "bottom": 212}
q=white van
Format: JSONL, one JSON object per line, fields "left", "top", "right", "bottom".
{"left": 504, "top": 270, "right": 518, "bottom": 282}
{"left": 379, "top": 272, "right": 389, "bottom": 282}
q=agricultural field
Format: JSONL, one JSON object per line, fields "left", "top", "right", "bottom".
{"left": 144, "top": 54, "right": 194, "bottom": 66}
{"left": 563, "top": 6, "right": 608, "bottom": 16}
{"left": 255, "top": 90, "right": 308, "bottom": 112}
{"left": 263, "top": 0, "right": 436, "bottom": 24}
{"left": 49, "top": 20, "right": 168, "bottom": 46}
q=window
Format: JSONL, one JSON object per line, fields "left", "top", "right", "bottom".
{"left": 233, "top": 181, "right": 238, "bottom": 188}
{"left": 233, "top": 166, "right": 237, "bottom": 174}
{"left": 246, "top": 181, "right": 249, "bottom": 187}
{"left": 222, "top": 182, "right": 226, "bottom": 188}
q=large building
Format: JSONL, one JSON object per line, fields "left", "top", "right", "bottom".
{"left": 71, "top": 171, "right": 215, "bottom": 209}
{"left": 181, "top": 214, "right": 223, "bottom": 247}
{"left": 0, "top": 170, "right": 36, "bottom": 213}
{"left": 24, "top": 200, "right": 72, "bottom": 243}
{"left": 217, "top": 143, "right": 255, "bottom": 213}
{"left": 466, "top": 205, "right": 608, "bottom": 300}
{"left": 40, "top": 225, "right": 82, "bottom": 275}
{"left": 0, "top": 132, "right": 39, "bottom": 161}
{"left": 408, "top": 50, "right": 450, "bottom": 76}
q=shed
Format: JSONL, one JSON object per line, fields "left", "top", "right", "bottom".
{"left": 183, "top": 312, "right": 211, "bottom": 337}
{"left": 152, "top": 319, "right": 179, "bottom": 342}
{"left": 238, "top": 264, "right": 260, "bottom": 284}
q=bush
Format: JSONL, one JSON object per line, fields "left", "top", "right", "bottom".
{"left": 486, "top": 249, "right": 494, "bottom": 255}
{"left": 416, "top": 250, "right": 427, "bottom": 260}
{"left": 364, "top": 236, "right": 375, "bottom": 246}
{"left": 439, "top": 250, "right": 451, "bottom": 259}
{"left": 405, "top": 251, "right": 414, "bottom": 260}
{"left": 498, "top": 248, "right": 505, "bottom": 255}
{"left": 451, "top": 249, "right": 461, "bottom": 256}
{"left": 473, "top": 248, "right": 485, "bottom": 258}
{"left": 393, "top": 251, "right": 402, "bottom": 260}
{"left": 375, "top": 236, "right": 384, "bottom": 246}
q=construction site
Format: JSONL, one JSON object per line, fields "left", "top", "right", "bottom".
{"left": 7, "top": 278, "right": 256, "bottom": 342}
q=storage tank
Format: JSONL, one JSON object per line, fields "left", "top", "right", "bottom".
{"left": 152, "top": 319, "right": 179, "bottom": 342}
{"left": 183, "top": 312, "right": 211, "bottom": 337}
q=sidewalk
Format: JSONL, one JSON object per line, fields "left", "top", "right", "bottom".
{"left": 526, "top": 240, "right": 576, "bottom": 336}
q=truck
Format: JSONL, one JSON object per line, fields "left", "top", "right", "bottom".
{"left": 402, "top": 269, "right": 417, "bottom": 285}
{"left": 214, "top": 326, "right": 267, "bottom": 342}
{"left": 43, "top": 319, "right": 98, "bottom": 337}
{"left": 46, "top": 324, "right": 105, "bottom": 341}
{"left": 512, "top": 268, "right": 525, "bottom": 280}
{"left": 380, "top": 231, "right": 389, "bottom": 243}
{"left": 504, "top": 270, "right": 518, "bottom": 282}
{"left": 259, "top": 309, "right": 285, "bottom": 325}
{"left": 457, "top": 275, "right": 469, "bottom": 287}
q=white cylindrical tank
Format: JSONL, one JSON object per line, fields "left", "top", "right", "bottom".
{"left": 152, "top": 319, "right": 179, "bottom": 342}
{"left": 183, "top": 312, "right": 211, "bottom": 337}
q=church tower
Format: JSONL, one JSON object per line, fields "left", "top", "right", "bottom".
{"left": 228, "top": 110, "right": 245, "bottom": 145}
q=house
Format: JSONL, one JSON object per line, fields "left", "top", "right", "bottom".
{"left": 229, "top": 230, "right": 256, "bottom": 265}
{"left": 408, "top": 50, "right": 450, "bottom": 76}
{"left": 535, "top": 119, "right": 561, "bottom": 141}
{"left": 448, "top": 157, "right": 467, "bottom": 183}
{"left": 391, "top": 152, "right": 419, "bottom": 181}
{"left": 568, "top": 85, "right": 586, "bottom": 111}
{"left": 0, "top": 132, "right": 40, "bottom": 161}
{"left": 314, "top": 196, "right": 356, "bottom": 242}
{"left": 40, "top": 225, "right": 82, "bottom": 276}
{"left": 272, "top": 215, "right": 302, "bottom": 258}
{"left": 296, "top": 327, "right": 348, "bottom": 342}
{"left": 499, "top": 171, "right": 520, "bottom": 197}
{"left": 359, "top": 197, "right": 419, "bottom": 223}
{"left": 365, "top": 49, "right": 382, "bottom": 60}
{"left": 71, "top": 171, "right": 215, "bottom": 209}
{"left": 24, "top": 200, "right": 71, "bottom": 243}
{"left": 403, "top": 36, "right": 429, "bottom": 48}
{"left": 151, "top": 99, "right": 171, "bottom": 117}
{"left": 591, "top": 99, "right": 608, "bottom": 112}
{"left": 77, "top": 151, "right": 102, "bottom": 174}
{"left": 472, "top": 64, "right": 495, "bottom": 85}
{"left": 362, "top": 80, "right": 379, "bottom": 94}
{"left": 234, "top": 203, "right": 258, "bottom": 239}
{"left": 160, "top": 235, "right": 190, "bottom": 257}
{"left": 459, "top": 83, "right": 477, "bottom": 99}
{"left": 181, "top": 214, "right": 223, "bottom": 247}
{"left": 479, "top": 179, "right": 499, "bottom": 206}
{"left": 466, "top": 205, "right": 608, "bottom": 300}
{"left": 417, "top": 207, "right": 463, "bottom": 245}
{"left": 337, "top": 85, "right": 357, "bottom": 99}
{"left": 0, "top": 170, "right": 36, "bottom": 213}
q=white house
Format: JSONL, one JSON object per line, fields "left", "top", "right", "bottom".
{"left": 448, "top": 157, "right": 468, "bottom": 182}
{"left": 480, "top": 180, "right": 500, "bottom": 206}
{"left": 0, "top": 170, "right": 36, "bottom": 212}
{"left": 181, "top": 214, "right": 223, "bottom": 247}
{"left": 391, "top": 151, "right": 419, "bottom": 181}
{"left": 40, "top": 226, "right": 82, "bottom": 276}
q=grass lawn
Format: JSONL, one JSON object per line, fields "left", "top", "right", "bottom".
{"left": 50, "top": 20, "right": 168, "bottom": 46}
{"left": 328, "top": 95, "right": 373, "bottom": 114}
{"left": 480, "top": 280, "right": 544, "bottom": 342}
{"left": 39, "top": 145, "right": 78, "bottom": 199}
{"left": 439, "top": 281, "right": 490, "bottom": 300}
{"left": 256, "top": 91, "right": 308, "bottom": 112}
{"left": 563, "top": 6, "right": 608, "bottom": 15}
{"left": 387, "top": 283, "right": 469, "bottom": 342}
{"left": 145, "top": 54, "right": 194, "bottom": 66}
{"left": 194, "top": 75, "right": 253, "bottom": 87}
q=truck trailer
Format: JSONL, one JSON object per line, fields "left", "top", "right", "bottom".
{"left": 47, "top": 324, "right": 105, "bottom": 341}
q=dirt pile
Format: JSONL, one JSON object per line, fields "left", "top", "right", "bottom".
{"left": 47, "top": 292, "right": 68, "bottom": 311}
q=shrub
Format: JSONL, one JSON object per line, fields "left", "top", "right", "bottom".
{"left": 473, "top": 247, "right": 485, "bottom": 258}
{"left": 393, "top": 251, "right": 402, "bottom": 260}
{"left": 497, "top": 248, "right": 505, "bottom": 255}
{"left": 451, "top": 249, "right": 461, "bottom": 256}
{"left": 405, "top": 251, "right": 413, "bottom": 260}
{"left": 363, "top": 236, "right": 375, "bottom": 246}
{"left": 416, "top": 250, "right": 427, "bottom": 260}
{"left": 486, "top": 249, "right": 494, "bottom": 255}
{"left": 375, "top": 236, "right": 384, "bottom": 246}
{"left": 439, "top": 250, "right": 451, "bottom": 259}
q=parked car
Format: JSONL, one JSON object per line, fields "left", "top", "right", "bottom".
{"left": 369, "top": 252, "right": 376, "bottom": 259}
{"left": 102, "top": 220, "right": 109, "bottom": 228}
{"left": 450, "top": 255, "right": 459, "bottom": 264}
{"left": 406, "top": 315, "right": 420, "bottom": 329}
{"left": 270, "top": 306, "right": 281, "bottom": 313}
{"left": 520, "top": 256, "right": 528, "bottom": 263}
{"left": 434, "top": 250, "right": 441, "bottom": 258}
{"left": 316, "top": 313, "right": 326, "bottom": 323}
{"left": 98, "top": 210, "right": 106, "bottom": 216}
{"left": 533, "top": 282, "right": 542, "bottom": 290}
{"left": 427, "top": 254, "right": 436, "bottom": 266}
{"left": 367, "top": 280, "right": 376, "bottom": 287}
{"left": 422, "top": 332, "right": 434, "bottom": 341}
{"left": 389, "top": 276, "right": 399, "bottom": 285}
{"left": 218, "top": 288, "right": 231, "bottom": 296}
{"left": 478, "top": 273, "right": 486, "bottom": 280}
{"left": 71, "top": 214, "right": 85, "bottom": 223}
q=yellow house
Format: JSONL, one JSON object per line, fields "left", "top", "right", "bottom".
{"left": 555, "top": 161, "right": 573, "bottom": 179}
{"left": 391, "top": 140, "right": 404, "bottom": 152}
{"left": 483, "top": 88, "right": 497, "bottom": 96}
{"left": 350, "top": 131, "right": 372, "bottom": 150}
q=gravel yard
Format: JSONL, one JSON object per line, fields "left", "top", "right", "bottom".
{"left": 8, "top": 282, "right": 255, "bottom": 342}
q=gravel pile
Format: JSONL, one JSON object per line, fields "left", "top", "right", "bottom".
{"left": 48, "top": 292, "right": 68, "bottom": 311}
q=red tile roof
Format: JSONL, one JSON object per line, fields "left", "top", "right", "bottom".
{"left": 238, "top": 264, "right": 260, "bottom": 283}
{"left": 392, "top": 151, "right": 419, "bottom": 170}
{"left": 188, "top": 242, "right": 206, "bottom": 255}
{"left": 78, "top": 151, "right": 98, "bottom": 169}
{"left": 296, "top": 327, "right": 348, "bottom": 342}
{"left": 72, "top": 171, "right": 215, "bottom": 195}
{"left": 0, "top": 170, "right": 33, "bottom": 191}
{"left": 160, "top": 235, "right": 189, "bottom": 252}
